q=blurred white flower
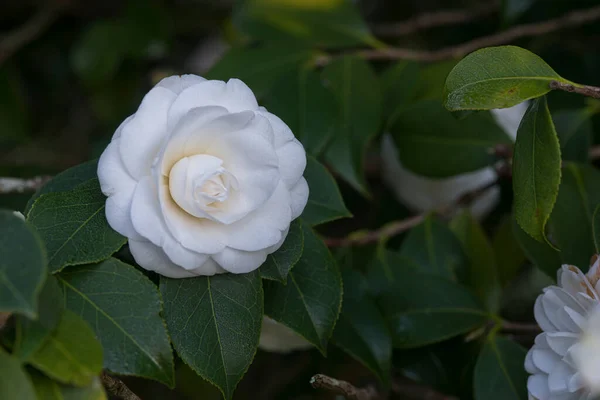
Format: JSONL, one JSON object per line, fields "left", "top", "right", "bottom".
{"left": 259, "top": 317, "right": 313, "bottom": 353}
{"left": 526, "top": 258, "right": 600, "bottom": 400}
{"left": 380, "top": 102, "right": 529, "bottom": 218}
{"left": 12, "top": 211, "right": 25, "bottom": 220}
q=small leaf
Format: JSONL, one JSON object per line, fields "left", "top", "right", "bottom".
{"left": 30, "top": 371, "right": 107, "bottom": 400}
{"left": 14, "top": 275, "right": 64, "bottom": 361}
{"left": 512, "top": 217, "right": 560, "bottom": 278}
{"left": 474, "top": 335, "right": 528, "bottom": 400}
{"left": 594, "top": 205, "right": 600, "bottom": 254}
{"left": 492, "top": 217, "right": 526, "bottom": 286}
{"left": 444, "top": 46, "right": 568, "bottom": 110}
{"left": 513, "top": 97, "right": 561, "bottom": 243}
{"left": 302, "top": 156, "right": 351, "bottom": 226}
{"left": 58, "top": 258, "right": 174, "bottom": 387}
{"left": 400, "top": 215, "right": 467, "bottom": 281}
{"left": 264, "top": 224, "right": 343, "bottom": 354}
{"left": 450, "top": 212, "right": 500, "bottom": 312}
{"left": 25, "top": 160, "right": 98, "bottom": 215}
{"left": 264, "top": 66, "right": 338, "bottom": 155}
{"left": 332, "top": 270, "right": 392, "bottom": 385}
{"left": 549, "top": 163, "right": 600, "bottom": 269}
{"left": 322, "top": 56, "right": 382, "bottom": 194}
{"left": 28, "top": 179, "right": 126, "bottom": 273}
{"left": 160, "top": 271, "right": 263, "bottom": 400}
{"left": 0, "top": 209, "right": 46, "bottom": 318}
{"left": 260, "top": 219, "right": 304, "bottom": 283}
{"left": 390, "top": 100, "right": 511, "bottom": 178}
{"left": 0, "top": 348, "right": 36, "bottom": 400}
{"left": 232, "top": 0, "right": 376, "bottom": 48}
{"left": 29, "top": 310, "right": 103, "bottom": 387}
{"left": 379, "top": 270, "right": 487, "bottom": 348}
{"left": 206, "top": 45, "right": 314, "bottom": 98}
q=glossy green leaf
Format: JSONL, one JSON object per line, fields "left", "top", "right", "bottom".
{"left": 232, "top": 0, "right": 376, "bottom": 48}
{"left": 444, "top": 46, "right": 568, "bottom": 111}
{"left": 264, "top": 67, "right": 337, "bottom": 155}
{"left": 260, "top": 219, "right": 304, "bottom": 283}
{"left": 14, "top": 275, "right": 64, "bottom": 361}
{"left": 554, "top": 109, "right": 592, "bottom": 163}
{"left": 512, "top": 218, "right": 560, "bottom": 279}
{"left": 474, "top": 335, "right": 528, "bottom": 400}
{"left": 25, "top": 160, "right": 98, "bottom": 215}
{"left": 450, "top": 211, "right": 500, "bottom": 312}
{"left": 30, "top": 371, "right": 106, "bottom": 400}
{"left": 0, "top": 348, "right": 36, "bottom": 400}
{"left": 594, "top": 205, "right": 600, "bottom": 254}
{"left": 379, "top": 270, "right": 487, "bottom": 348}
{"left": 206, "top": 45, "right": 314, "bottom": 98}
{"left": 400, "top": 215, "right": 467, "bottom": 280}
{"left": 57, "top": 258, "right": 174, "bottom": 387}
{"left": 301, "top": 156, "right": 351, "bottom": 226}
{"left": 492, "top": 217, "right": 526, "bottom": 286}
{"left": 160, "top": 270, "right": 263, "bottom": 400}
{"left": 549, "top": 163, "right": 600, "bottom": 269}
{"left": 513, "top": 97, "right": 561, "bottom": 243}
{"left": 0, "top": 209, "right": 46, "bottom": 318}
{"left": 29, "top": 310, "right": 103, "bottom": 387}
{"left": 28, "top": 179, "right": 126, "bottom": 273}
{"left": 366, "top": 248, "right": 420, "bottom": 296}
{"left": 264, "top": 224, "right": 343, "bottom": 354}
{"left": 332, "top": 270, "right": 391, "bottom": 385}
{"left": 390, "top": 100, "right": 511, "bottom": 178}
{"left": 380, "top": 61, "right": 420, "bottom": 123}
{"left": 322, "top": 56, "right": 382, "bottom": 194}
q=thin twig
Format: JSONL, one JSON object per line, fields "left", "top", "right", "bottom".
{"left": 392, "top": 376, "right": 459, "bottom": 400}
{"left": 101, "top": 372, "right": 141, "bottom": 400}
{"left": 0, "top": 176, "right": 51, "bottom": 194}
{"left": 550, "top": 80, "right": 600, "bottom": 99}
{"left": 373, "top": 1, "right": 499, "bottom": 37}
{"left": 310, "top": 374, "right": 378, "bottom": 400}
{"left": 502, "top": 321, "right": 541, "bottom": 333}
{"left": 0, "top": 6, "right": 63, "bottom": 65}
{"left": 317, "top": 4, "right": 600, "bottom": 65}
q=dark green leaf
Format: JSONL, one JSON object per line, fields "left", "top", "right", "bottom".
{"left": 14, "top": 275, "right": 64, "bottom": 361}
{"left": 0, "top": 68, "right": 29, "bottom": 146}
{"left": 264, "top": 224, "right": 342, "bottom": 354}
{"left": 58, "top": 258, "right": 174, "bottom": 386}
{"left": 400, "top": 215, "right": 467, "bottom": 280}
{"left": 380, "top": 61, "right": 420, "bottom": 123}
{"left": 444, "top": 46, "right": 568, "bottom": 110}
{"left": 492, "top": 217, "right": 526, "bottom": 286}
{"left": 29, "top": 310, "right": 103, "bottom": 387}
{"left": 554, "top": 109, "right": 592, "bottom": 163}
{"left": 332, "top": 270, "right": 391, "bottom": 385}
{"left": 474, "top": 335, "right": 527, "bottom": 400}
{"left": 379, "top": 270, "right": 487, "bottom": 348}
{"left": 206, "top": 45, "right": 314, "bottom": 98}
{"left": 594, "top": 205, "right": 600, "bottom": 254}
{"left": 25, "top": 160, "right": 98, "bottom": 215}
{"left": 30, "top": 371, "right": 107, "bottom": 400}
{"left": 549, "top": 163, "right": 600, "bottom": 269}
{"left": 232, "top": 0, "right": 377, "bottom": 48}
{"left": 390, "top": 100, "right": 511, "bottom": 178}
{"left": 28, "top": 179, "right": 126, "bottom": 273}
{"left": 512, "top": 217, "right": 560, "bottom": 279}
{"left": 302, "top": 156, "right": 351, "bottom": 226}
{"left": 260, "top": 219, "right": 304, "bottom": 283}
{"left": 322, "top": 56, "right": 382, "bottom": 194}
{"left": 0, "top": 348, "right": 36, "bottom": 400}
{"left": 160, "top": 271, "right": 263, "bottom": 400}
{"left": 513, "top": 97, "right": 561, "bottom": 243}
{"left": 0, "top": 209, "right": 46, "bottom": 318}
{"left": 264, "top": 67, "right": 337, "bottom": 155}
{"left": 366, "top": 248, "right": 420, "bottom": 296}
{"left": 450, "top": 211, "right": 500, "bottom": 312}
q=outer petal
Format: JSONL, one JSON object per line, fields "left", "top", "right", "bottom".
{"left": 535, "top": 296, "right": 558, "bottom": 332}
{"left": 129, "top": 239, "right": 196, "bottom": 278}
{"left": 528, "top": 374, "right": 550, "bottom": 400}
{"left": 212, "top": 247, "right": 269, "bottom": 274}
{"left": 168, "top": 79, "right": 259, "bottom": 129}
{"left": 289, "top": 177, "right": 309, "bottom": 220}
{"left": 119, "top": 86, "right": 177, "bottom": 179}
{"left": 256, "top": 108, "right": 295, "bottom": 149}
{"left": 275, "top": 138, "right": 306, "bottom": 189}
{"left": 546, "top": 332, "right": 578, "bottom": 357}
{"left": 156, "top": 74, "right": 206, "bottom": 95}
{"left": 548, "top": 361, "right": 574, "bottom": 393}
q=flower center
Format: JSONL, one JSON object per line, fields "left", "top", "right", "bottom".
{"left": 169, "top": 154, "right": 239, "bottom": 220}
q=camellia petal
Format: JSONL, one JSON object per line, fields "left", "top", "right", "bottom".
{"left": 276, "top": 138, "right": 307, "bottom": 189}
{"left": 289, "top": 177, "right": 309, "bottom": 220}
{"left": 212, "top": 247, "right": 269, "bottom": 274}
{"left": 156, "top": 74, "right": 207, "bottom": 95}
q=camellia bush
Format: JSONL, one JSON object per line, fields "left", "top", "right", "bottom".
{"left": 3, "top": 1, "right": 600, "bottom": 400}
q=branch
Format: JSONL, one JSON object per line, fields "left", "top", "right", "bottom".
{"left": 0, "top": 176, "right": 51, "bottom": 194}
{"left": 392, "top": 377, "right": 459, "bottom": 400}
{"left": 310, "top": 374, "right": 378, "bottom": 400}
{"left": 101, "top": 372, "right": 141, "bottom": 400}
{"left": 0, "top": 5, "right": 63, "bottom": 65}
{"left": 550, "top": 80, "right": 600, "bottom": 100}
{"left": 317, "top": 4, "right": 600, "bottom": 64}
{"left": 501, "top": 321, "right": 541, "bottom": 333}
{"left": 373, "top": 1, "right": 499, "bottom": 37}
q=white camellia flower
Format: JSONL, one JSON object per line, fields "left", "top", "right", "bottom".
{"left": 259, "top": 317, "right": 313, "bottom": 353}
{"left": 380, "top": 102, "right": 529, "bottom": 218}
{"left": 97, "top": 75, "right": 308, "bottom": 278}
{"left": 526, "top": 258, "right": 600, "bottom": 399}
